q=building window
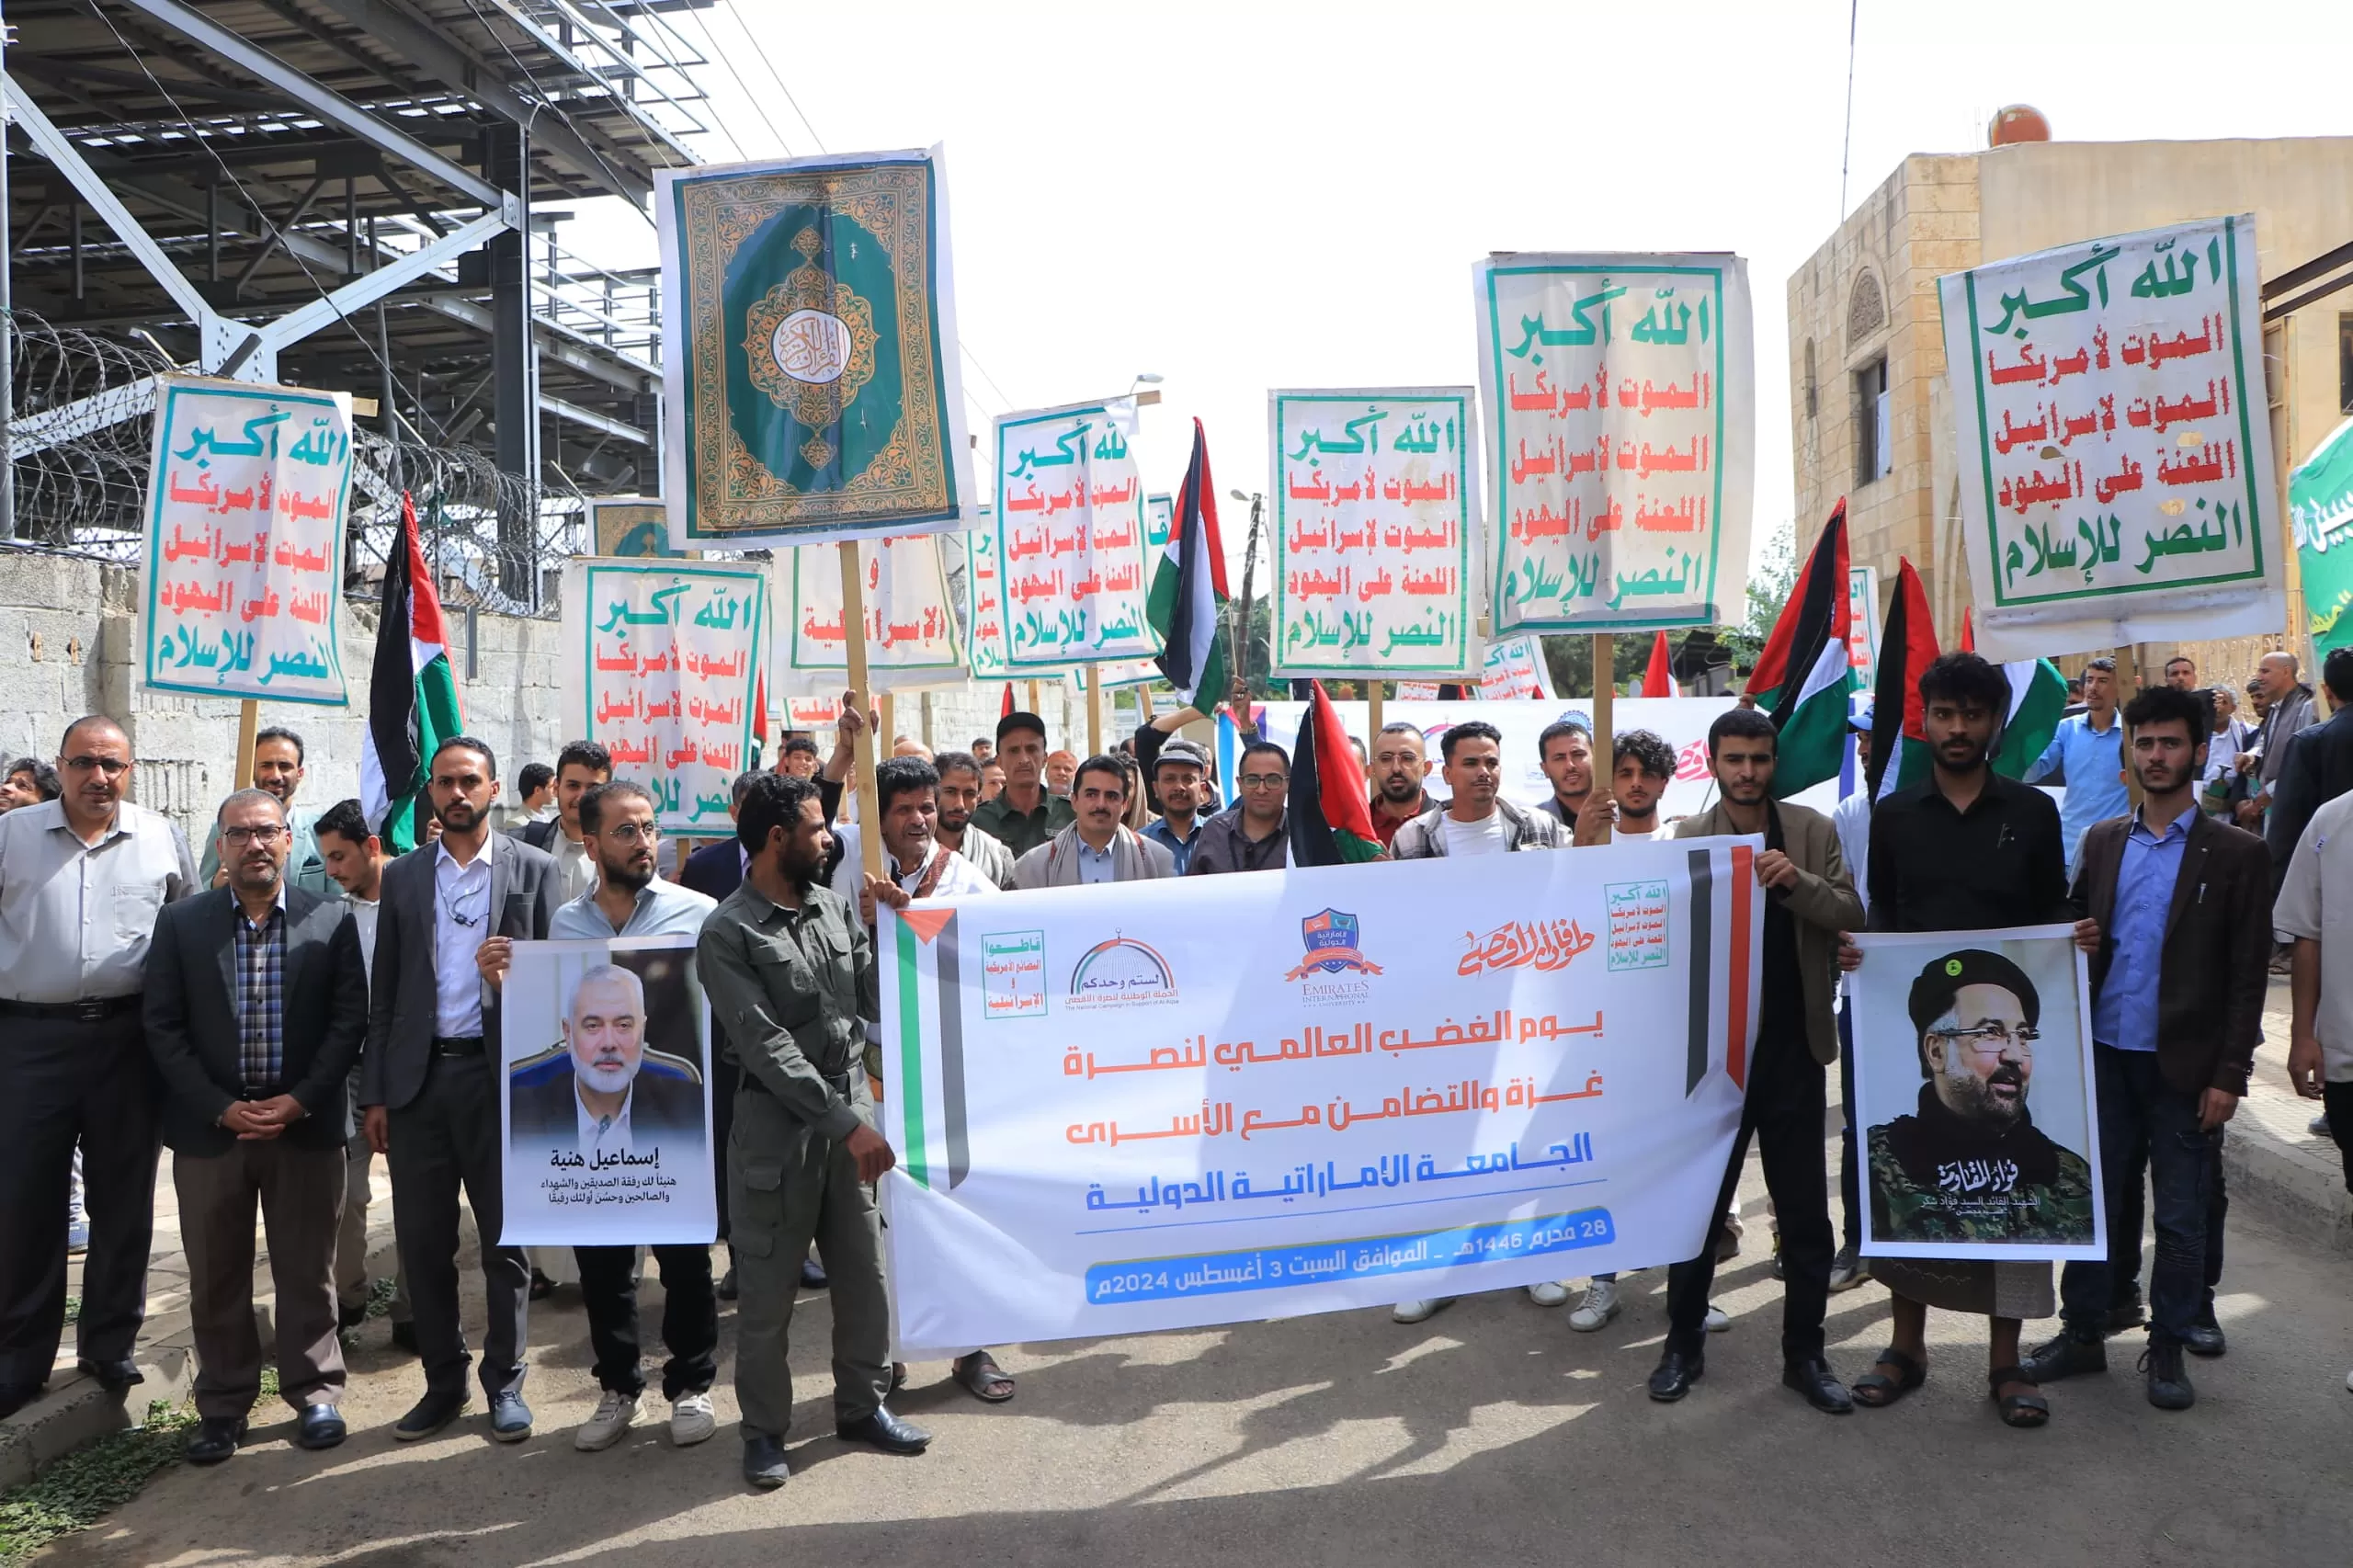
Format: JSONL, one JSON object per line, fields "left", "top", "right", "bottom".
{"left": 2340, "top": 312, "right": 2353, "bottom": 414}
{"left": 1857, "top": 359, "right": 1892, "bottom": 483}
{"left": 1804, "top": 339, "right": 1818, "bottom": 419}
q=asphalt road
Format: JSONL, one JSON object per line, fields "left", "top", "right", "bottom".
{"left": 43, "top": 1170, "right": 2353, "bottom": 1568}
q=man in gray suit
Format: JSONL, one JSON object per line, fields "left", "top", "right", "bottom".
{"left": 146, "top": 789, "right": 369, "bottom": 1464}
{"left": 359, "top": 736, "right": 560, "bottom": 1444}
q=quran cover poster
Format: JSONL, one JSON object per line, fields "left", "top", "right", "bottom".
{"left": 1848, "top": 926, "right": 2106, "bottom": 1264}
{"left": 658, "top": 145, "right": 977, "bottom": 549}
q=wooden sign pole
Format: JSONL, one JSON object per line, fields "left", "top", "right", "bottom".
{"left": 837, "top": 541, "right": 884, "bottom": 880}
{"left": 1367, "top": 682, "right": 1384, "bottom": 748}
{"left": 234, "top": 699, "right": 259, "bottom": 788}
{"left": 1086, "top": 665, "right": 1104, "bottom": 756}
{"left": 1590, "top": 634, "right": 1616, "bottom": 763}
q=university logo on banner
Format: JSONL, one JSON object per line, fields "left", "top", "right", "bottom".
{"left": 1284, "top": 909, "right": 1383, "bottom": 980}
{"left": 657, "top": 147, "right": 975, "bottom": 548}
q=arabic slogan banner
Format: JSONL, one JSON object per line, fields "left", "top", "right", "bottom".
{"left": 142, "top": 374, "right": 353, "bottom": 705}
{"left": 1938, "top": 215, "right": 2281, "bottom": 660}
{"left": 657, "top": 146, "right": 974, "bottom": 547}
{"left": 1270, "top": 389, "right": 1478, "bottom": 678}
{"left": 879, "top": 837, "right": 1756, "bottom": 1354}
{"left": 1472, "top": 253, "right": 1755, "bottom": 632}
{"left": 1479, "top": 635, "right": 1554, "bottom": 700}
{"left": 964, "top": 508, "right": 1012, "bottom": 680}
{"left": 994, "top": 397, "right": 1157, "bottom": 668}
{"left": 501, "top": 936, "right": 716, "bottom": 1246}
{"left": 2290, "top": 418, "right": 2353, "bottom": 665}
{"left": 1146, "top": 493, "right": 1173, "bottom": 553}
{"left": 787, "top": 532, "right": 965, "bottom": 687}
{"left": 563, "top": 560, "right": 767, "bottom": 835}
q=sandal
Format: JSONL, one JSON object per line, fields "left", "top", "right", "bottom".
{"left": 1988, "top": 1365, "right": 2049, "bottom": 1428}
{"left": 952, "top": 1350, "right": 1017, "bottom": 1403}
{"left": 1850, "top": 1346, "right": 1926, "bottom": 1408}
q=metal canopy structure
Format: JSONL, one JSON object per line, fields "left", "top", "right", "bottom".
{"left": 3, "top": 0, "right": 720, "bottom": 595}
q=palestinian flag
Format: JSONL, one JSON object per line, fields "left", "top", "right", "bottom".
{"left": 1148, "top": 418, "right": 1230, "bottom": 704}
{"left": 1642, "top": 631, "right": 1677, "bottom": 697}
{"left": 1288, "top": 681, "right": 1383, "bottom": 865}
{"left": 750, "top": 672, "right": 768, "bottom": 768}
{"left": 1961, "top": 611, "right": 2066, "bottom": 779}
{"left": 1744, "top": 500, "right": 1854, "bottom": 798}
{"left": 360, "top": 494, "right": 461, "bottom": 852}
{"left": 1000, "top": 682, "right": 1016, "bottom": 718}
{"left": 1869, "top": 558, "right": 1940, "bottom": 801}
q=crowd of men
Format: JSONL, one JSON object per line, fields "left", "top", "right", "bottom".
{"left": 1, "top": 640, "right": 2349, "bottom": 1487}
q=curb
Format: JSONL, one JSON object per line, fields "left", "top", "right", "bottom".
{"left": 2221, "top": 1109, "right": 2353, "bottom": 1255}
{"left": 0, "top": 1336, "right": 197, "bottom": 1493}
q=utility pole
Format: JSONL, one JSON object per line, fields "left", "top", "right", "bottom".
{"left": 1232, "top": 491, "right": 1264, "bottom": 694}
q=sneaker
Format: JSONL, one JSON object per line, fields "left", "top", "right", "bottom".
{"left": 2344, "top": 1365, "right": 2352, "bottom": 1393}
{"left": 1568, "top": 1278, "right": 1620, "bottom": 1332}
{"left": 1525, "top": 1280, "right": 1570, "bottom": 1308}
{"left": 1827, "top": 1243, "right": 1870, "bottom": 1292}
{"left": 575, "top": 1390, "right": 637, "bottom": 1451}
{"left": 1702, "top": 1302, "right": 1730, "bottom": 1334}
{"left": 669, "top": 1391, "right": 717, "bottom": 1447}
{"left": 1392, "top": 1298, "right": 1453, "bottom": 1324}
{"left": 2313, "top": 1112, "right": 2333, "bottom": 1138}
{"left": 2140, "top": 1339, "right": 2195, "bottom": 1411}
{"left": 1714, "top": 1214, "right": 1743, "bottom": 1264}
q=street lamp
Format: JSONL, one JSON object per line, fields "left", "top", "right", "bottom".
{"left": 1129, "top": 370, "right": 1163, "bottom": 406}
{"left": 1226, "top": 488, "right": 1265, "bottom": 694}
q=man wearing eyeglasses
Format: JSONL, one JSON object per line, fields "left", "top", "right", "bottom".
{"left": 1186, "top": 741, "right": 1290, "bottom": 875}
{"left": 0, "top": 716, "right": 196, "bottom": 1420}
{"left": 1868, "top": 949, "right": 2094, "bottom": 1246}
{"left": 545, "top": 779, "right": 722, "bottom": 1453}
{"left": 143, "top": 789, "right": 369, "bottom": 1463}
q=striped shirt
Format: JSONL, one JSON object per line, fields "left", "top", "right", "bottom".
{"left": 234, "top": 897, "right": 288, "bottom": 1091}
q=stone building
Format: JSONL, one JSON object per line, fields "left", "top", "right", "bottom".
{"left": 1787, "top": 112, "right": 2353, "bottom": 689}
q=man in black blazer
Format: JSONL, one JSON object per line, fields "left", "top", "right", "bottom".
{"left": 680, "top": 773, "right": 754, "bottom": 1288}
{"left": 359, "top": 736, "right": 560, "bottom": 1443}
{"left": 146, "top": 789, "right": 369, "bottom": 1464}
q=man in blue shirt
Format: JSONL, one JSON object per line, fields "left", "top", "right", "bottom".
{"left": 2027, "top": 686, "right": 2272, "bottom": 1412}
{"left": 2026, "top": 654, "right": 2127, "bottom": 879}
{"left": 1140, "top": 739, "right": 1212, "bottom": 873}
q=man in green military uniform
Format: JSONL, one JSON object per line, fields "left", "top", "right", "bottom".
{"left": 1868, "top": 949, "right": 2096, "bottom": 1246}
{"left": 697, "top": 772, "right": 931, "bottom": 1490}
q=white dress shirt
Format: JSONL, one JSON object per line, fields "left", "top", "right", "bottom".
{"left": 548, "top": 828, "right": 597, "bottom": 904}
{"left": 0, "top": 799, "right": 197, "bottom": 1002}
{"left": 431, "top": 835, "right": 496, "bottom": 1038}
{"left": 342, "top": 892, "right": 382, "bottom": 986}
{"left": 577, "top": 1082, "right": 634, "bottom": 1161}
{"left": 828, "top": 824, "right": 995, "bottom": 904}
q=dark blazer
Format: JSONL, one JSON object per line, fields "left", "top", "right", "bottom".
{"left": 678, "top": 838, "right": 745, "bottom": 903}
{"left": 2266, "top": 707, "right": 2353, "bottom": 877}
{"left": 144, "top": 885, "right": 369, "bottom": 1155}
{"left": 508, "top": 1052, "right": 705, "bottom": 1146}
{"left": 359, "top": 833, "right": 561, "bottom": 1111}
{"left": 516, "top": 816, "right": 561, "bottom": 852}
{"left": 2070, "top": 809, "right": 2272, "bottom": 1097}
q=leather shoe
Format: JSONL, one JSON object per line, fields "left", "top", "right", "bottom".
{"left": 743, "top": 1434, "right": 790, "bottom": 1490}
{"left": 184, "top": 1415, "right": 247, "bottom": 1465}
{"left": 800, "top": 1255, "right": 829, "bottom": 1290}
{"left": 392, "top": 1389, "right": 469, "bottom": 1441}
{"left": 835, "top": 1404, "right": 930, "bottom": 1454}
{"left": 716, "top": 1267, "right": 739, "bottom": 1302}
{"left": 489, "top": 1391, "right": 534, "bottom": 1442}
{"left": 296, "top": 1403, "right": 347, "bottom": 1450}
{"left": 2182, "top": 1312, "right": 2227, "bottom": 1359}
{"left": 1646, "top": 1348, "right": 1704, "bottom": 1403}
{"left": 1782, "top": 1357, "right": 1855, "bottom": 1414}
{"left": 2141, "top": 1338, "right": 2196, "bottom": 1410}
{"left": 2023, "top": 1330, "right": 2107, "bottom": 1382}
{"left": 75, "top": 1358, "right": 142, "bottom": 1393}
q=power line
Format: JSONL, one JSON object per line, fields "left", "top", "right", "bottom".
{"left": 722, "top": 0, "right": 827, "bottom": 153}
{"left": 676, "top": 0, "right": 797, "bottom": 160}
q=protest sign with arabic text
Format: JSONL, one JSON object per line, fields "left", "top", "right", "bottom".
{"left": 142, "top": 375, "right": 352, "bottom": 705}
{"left": 2291, "top": 417, "right": 2353, "bottom": 664}
{"left": 1270, "top": 389, "right": 1478, "bottom": 678}
{"left": 563, "top": 560, "right": 767, "bottom": 835}
{"left": 1939, "top": 216, "right": 2280, "bottom": 659}
{"left": 1472, "top": 253, "right": 1755, "bottom": 632}
{"left": 995, "top": 398, "right": 1157, "bottom": 667}
{"left": 787, "top": 531, "right": 965, "bottom": 688}
{"left": 881, "top": 837, "right": 1757, "bottom": 1355}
